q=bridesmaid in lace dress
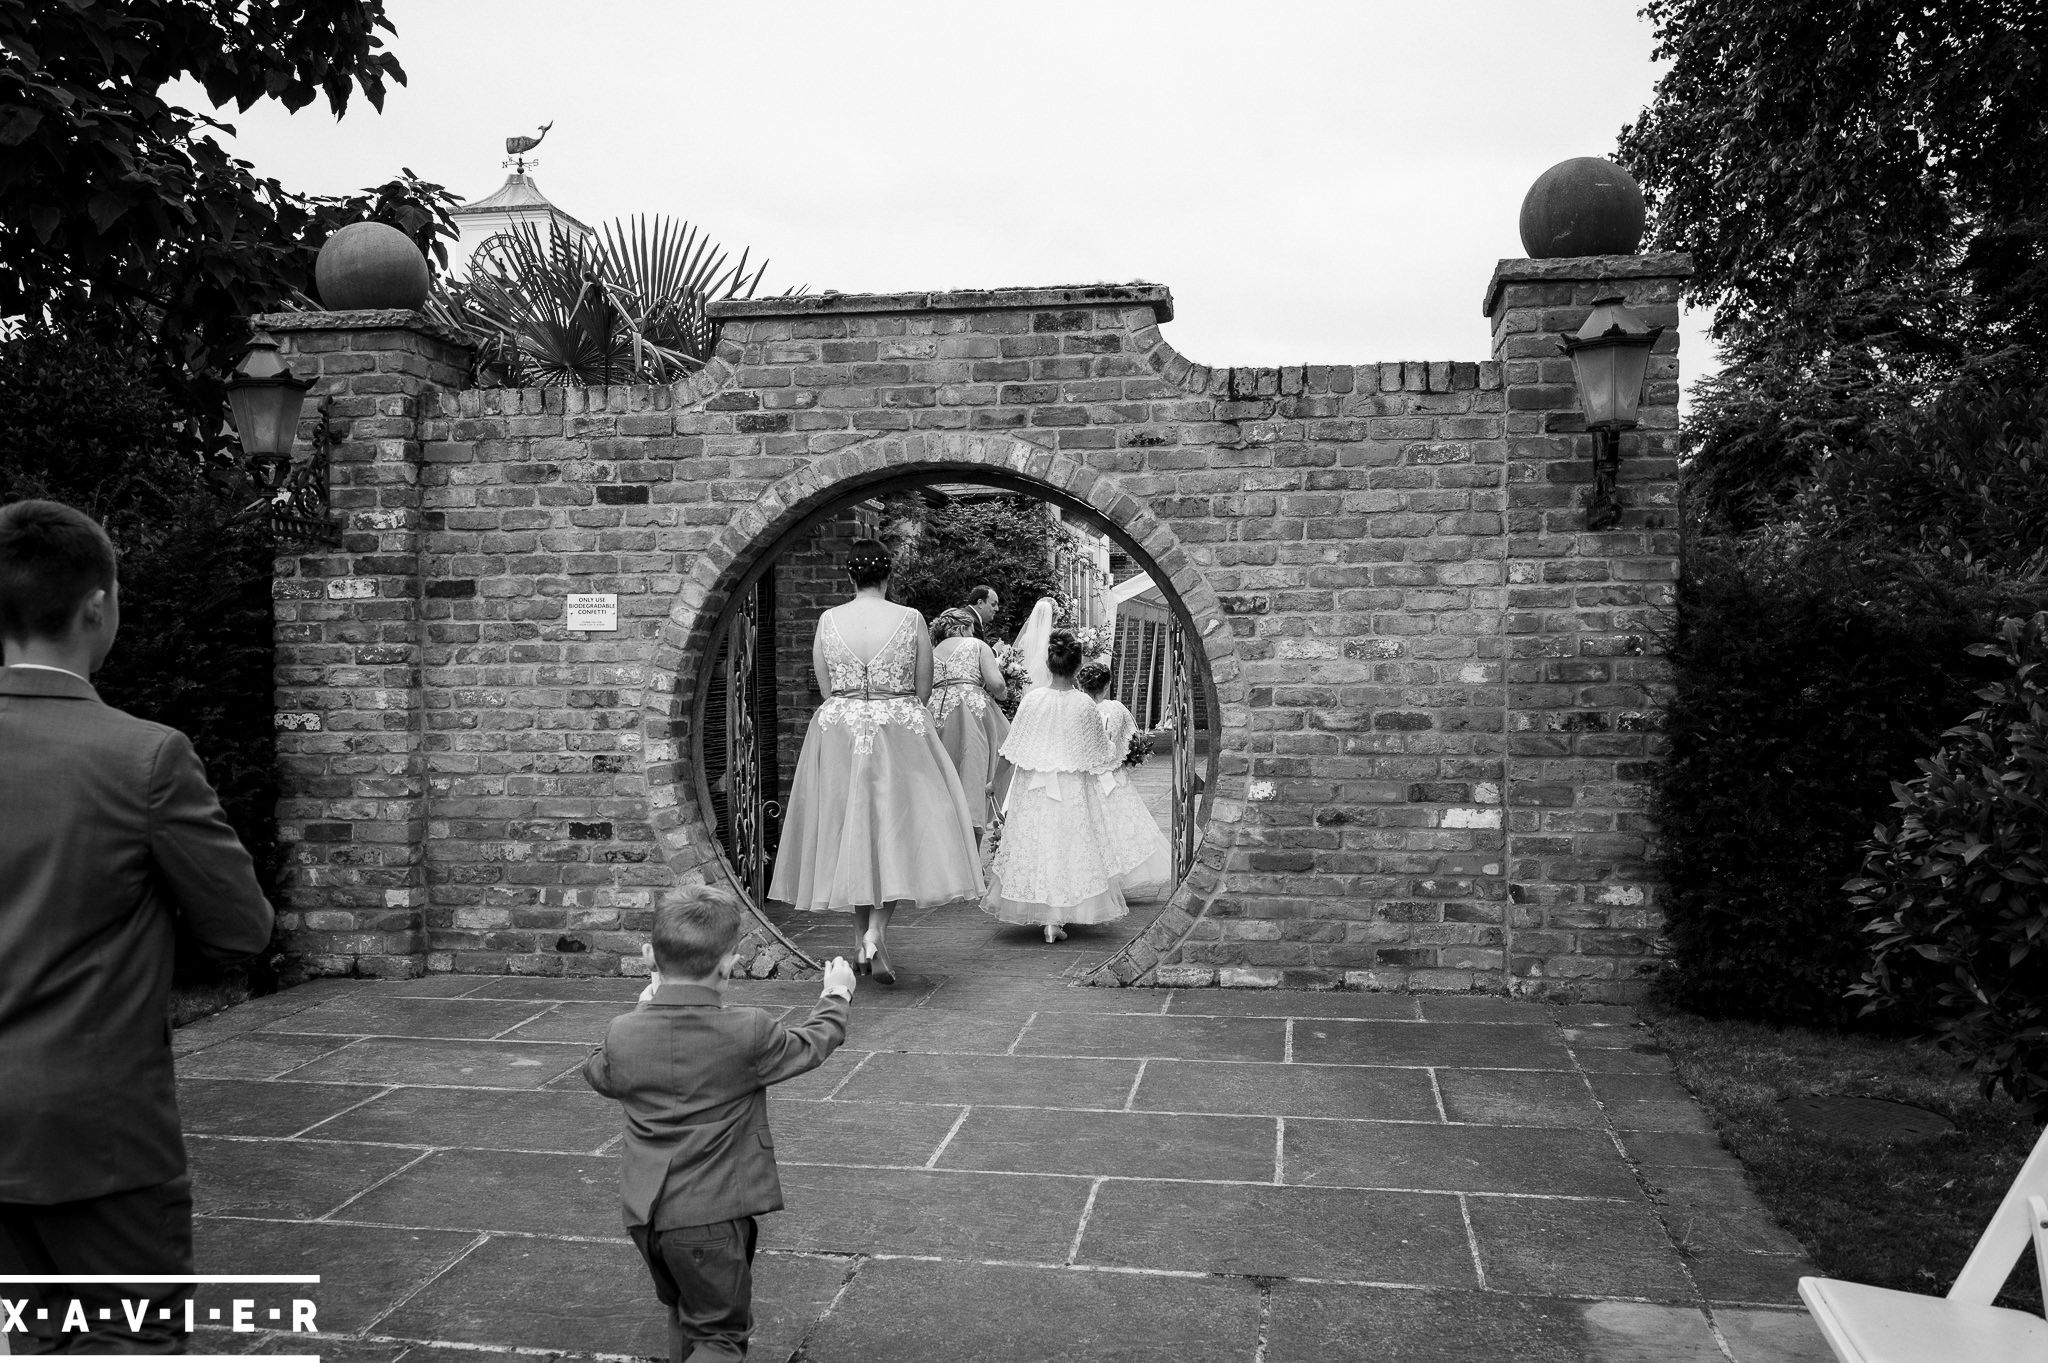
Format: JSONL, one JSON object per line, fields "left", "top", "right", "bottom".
{"left": 982, "top": 630, "right": 1130, "bottom": 942}
{"left": 927, "top": 608, "right": 1011, "bottom": 839}
{"left": 767, "top": 540, "right": 983, "bottom": 983}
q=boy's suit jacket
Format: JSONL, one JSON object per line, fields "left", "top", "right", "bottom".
{"left": 582, "top": 980, "right": 849, "bottom": 1229}
{"left": 0, "top": 666, "right": 275, "bottom": 1203}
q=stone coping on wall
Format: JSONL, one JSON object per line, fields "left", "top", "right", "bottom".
{"left": 251, "top": 308, "right": 475, "bottom": 351}
{"left": 708, "top": 282, "right": 1175, "bottom": 323}
{"left": 1480, "top": 252, "right": 1694, "bottom": 316}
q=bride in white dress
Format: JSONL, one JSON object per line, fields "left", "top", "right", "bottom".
{"left": 981, "top": 628, "right": 1129, "bottom": 941}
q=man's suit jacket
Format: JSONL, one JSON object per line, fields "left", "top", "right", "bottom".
{"left": 581, "top": 980, "right": 849, "bottom": 1229}
{"left": 0, "top": 667, "right": 275, "bottom": 1204}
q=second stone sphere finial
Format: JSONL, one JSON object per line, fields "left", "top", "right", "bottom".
{"left": 1519, "top": 157, "right": 1647, "bottom": 259}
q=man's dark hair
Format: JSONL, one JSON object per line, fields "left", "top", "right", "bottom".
{"left": 650, "top": 886, "right": 745, "bottom": 978}
{"left": 0, "top": 500, "right": 117, "bottom": 643}
{"left": 1046, "top": 629, "right": 1085, "bottom": 678}
{"left": 967, "top": 584, "right": 997, "bottom": 607}
{"left": 847, "top": 538, "right": 893, "bottom": 590}
{"left": 1076, "top": 660, "right": 1113, "bottom": 695}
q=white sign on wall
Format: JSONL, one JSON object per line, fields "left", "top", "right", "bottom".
{"left": 566, "top": 593, "right": 619, "bottom": 631}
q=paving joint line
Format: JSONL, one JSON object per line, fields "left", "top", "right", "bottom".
{"left": 312, "top": 1147, "right": 438, "bottom": 1222}
{"left": 1457, "top": 1192, "right": 1488, "bottom": 1290}
{"left": 1122, "top": 1058, "right": 1147, "bottom": 1111}
{"left": 1004, "top": 1012, "right": 1039, "bottom": 1055}
{"left": 1558, "top": 1014, "right": 1744, "bottom": 1360}
{"left": 283, "top": 1083, "right": 399, "bottom": 1140}
{"left": 1064, "top": 1179, "right": 1105, "bottom": 1265}
{"left": 352, "top": 1229, "right": 492, "bottom": 1338}
{"left": 923, "top": 1106, "right": 972, "bottom": 1170}
{"left": 488, "top": 1003, "right": 569, "bottom": 1040}
{"left": 818, "top": 1051, "right": 872, "bottom": 1102}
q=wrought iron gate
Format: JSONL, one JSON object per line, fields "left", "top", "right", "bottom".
{"left": 1168, "top": 617, "right": 1202, "bottom": 882}
{"left": 706, "top": 578, "right": 780, "bottom": 901}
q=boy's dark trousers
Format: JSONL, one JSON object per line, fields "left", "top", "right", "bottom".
{"left": 632, "top": 1216, "right": 758, "bottom": 1362}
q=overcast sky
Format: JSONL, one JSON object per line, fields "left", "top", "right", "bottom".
{"left": 185, "top": 0, "right": 1715, "bottom": 399}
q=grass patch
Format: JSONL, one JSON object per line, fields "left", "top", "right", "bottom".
{"left": 1645, "top": 999, "right": 2044, "bottom": 1310}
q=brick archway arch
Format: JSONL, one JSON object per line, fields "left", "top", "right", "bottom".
{"left": 638, "top": 430, "right": 1243, "bottom": 986}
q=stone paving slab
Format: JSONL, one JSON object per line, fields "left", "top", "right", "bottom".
{"left": 1265, "top": 1284, "right": 1729, "bottom": 1362}
{"left": 164, "top": 898, "right": 1833, "bottom": 1361}
{"left": 1131, "top": 1057, "right": 1440, "bottom": 1121}
{"left": 833, "top": 1051, "right": 1141, "bottom": 1108}
{"left": 1076, "top": 1182, "right": 1476, "bottom": 1283}
{"left": 186, "top": 1136, "right": 422, "bottom": 1220}
{"left": 937, "top": 1107, "right": 1276, "bottom": 1181}
{"left": 770, "top": 1167, "right": 1092, "bottom": 1261}
{"left": 308, "top": 1086, "right": 616, "bottom": 1154}
{"left": 193, "top": 1220, "right": 477, "bottom": 1333}
{"left": 799, "top": 1259, "right": 1263, "bottom": 1363}
{"left": 1435, "top": 1068, "right": 1605, "bottom": 1128}
{"left": 277, "top": 1037, "right": 590, "bottom": 1089}
{"left": 341, "top": 1149, "right": 625, "bottom": 1239}
{"left": 1292, "top": 1018, "right": 1572, "bottom": 1069}
{"left": 178, "top": 1077, "right": 386, "bottom": 1138}
{"left": 1283, "top": 1120, "right": 1642, "bottom": 1198}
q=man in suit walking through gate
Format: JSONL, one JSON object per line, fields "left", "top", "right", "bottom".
{"left": 0, "top": 499, "right": 275, "bottom": 1353}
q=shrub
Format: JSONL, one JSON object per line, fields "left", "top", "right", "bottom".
{"left": 1654, "top": 534, "right": 2029, "bottom": 1023}
{"left": 0, "top": 327, "right": 281, "bottom": 990}
{"left": 1851, "top": 613, "right": 2048, "bottom": 1111}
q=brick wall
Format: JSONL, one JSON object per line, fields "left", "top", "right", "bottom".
{"left": 260, "top": 257, "right": 1686, "bottom": 998}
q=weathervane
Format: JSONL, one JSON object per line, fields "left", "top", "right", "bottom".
{"left": 503, "top": 122, "right": 553, "bottom": 174}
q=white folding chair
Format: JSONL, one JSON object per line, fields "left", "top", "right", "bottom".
{"left": 1800, "top": 1122, "right": 2048, "bottom": 1361}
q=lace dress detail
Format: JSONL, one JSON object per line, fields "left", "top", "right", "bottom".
{"left": 928, "top": 642, "right": 990, "bottom": 725}
{"left": 928, "top": 638, "right": 1009, "bottom": 829}
{"left": 998, "top": 688, "right": 1118, "bottom": 773}
{"left": 982, "top": 688, "right": 1129, "bottom": 927}
{"left": 767, "top": 605, "right": 984, "bottom": 915}
{"left": 816, "top": 612, "right": 929, "bottom": 756}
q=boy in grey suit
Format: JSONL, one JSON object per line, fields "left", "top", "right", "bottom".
{"left": 583, "top": 887, "right": 856, "bottom": 1362}
{"left": 0, "top": 500, "right": 275, "bottom": 1352}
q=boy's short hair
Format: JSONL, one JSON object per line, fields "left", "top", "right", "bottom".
{"left": 650, "top": 886, "right": 746, "bottom": 978}
{"left": 0, "top": 500, "right": 116, "bottom": 643}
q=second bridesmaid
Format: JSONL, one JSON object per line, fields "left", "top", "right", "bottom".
{"left": 927, "top": 607, "right": 1011, "bottom": 842}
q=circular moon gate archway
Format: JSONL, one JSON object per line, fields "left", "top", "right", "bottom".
{"left": 639, "top": 434, "right": 1235, "bottom": 983}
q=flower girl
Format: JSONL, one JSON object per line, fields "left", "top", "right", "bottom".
{"left": 1077, "top": 661, "right": 1173, "bottom": 900}
{"left": 981, "top": 630, "right": 1129, "bottom": 941}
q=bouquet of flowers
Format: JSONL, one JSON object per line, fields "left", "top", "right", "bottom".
{"left": 992, "top": 643, "right": 1031, "bottom": 717}
{"left": 1070, "top": 624, "right": 1115, "bottom": 661}
{"left": 1122, "top": 730, "right": 1152, "bottom": 768}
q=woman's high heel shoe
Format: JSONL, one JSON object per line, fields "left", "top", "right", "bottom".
{"left": 864, "top": 930, "right": 895, "bottom": 987}
{"left": 853, "top": 937, "right": 873, "bottom": 977}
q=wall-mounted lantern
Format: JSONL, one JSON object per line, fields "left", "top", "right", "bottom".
{"left": 1558, "top": 296, "right": 1662, "bottom": 531}
{"left": 225, "top": 331, "right": 340, "bottom": 545}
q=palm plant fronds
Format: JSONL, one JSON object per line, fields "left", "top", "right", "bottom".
{"left": 435, "top": 215, "right": 775, "bottom": 387}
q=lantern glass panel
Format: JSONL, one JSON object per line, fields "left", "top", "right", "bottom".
{"left": 1570, "top": 339, "right": 1655, "bottom": 430}
{"left": 227, "top": 381, "right": 307, "bottom": 459}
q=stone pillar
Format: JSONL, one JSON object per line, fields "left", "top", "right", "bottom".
{"left": 257, "top": 309, "right": 474, "bottom": 978}
{"left": 1482, "top": 253, "right": 1690, "bottom": 999}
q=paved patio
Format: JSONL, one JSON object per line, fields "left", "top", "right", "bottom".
{"left": 162, "top": 900, "right": 1833, "bottom": 1361}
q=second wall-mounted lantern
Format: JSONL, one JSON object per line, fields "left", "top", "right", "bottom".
{"left": 224, "top": 331, "right": 340, "bottom": 546}
{"left": 1558, "top": 296, "right": 1662, "bottom": 531}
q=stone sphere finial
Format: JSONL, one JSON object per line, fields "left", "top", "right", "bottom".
{"left": 1519, "top": 157, "right": 1647, "bottom": 259}
{"left": 314, "top": 221, "right": 431, "bottom": 311}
